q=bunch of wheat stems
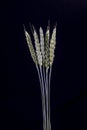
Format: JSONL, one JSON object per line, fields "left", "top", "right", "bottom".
{"left": 24, "top": 23, "right": 57, "bottom": 130}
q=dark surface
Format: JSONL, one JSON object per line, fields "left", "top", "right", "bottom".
{"left": 1, "top": 0, "right": 87, "bottom": 129}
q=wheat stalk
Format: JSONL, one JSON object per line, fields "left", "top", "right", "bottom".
{"left": 33, "top": 26, "right": 47, "bottom": 130}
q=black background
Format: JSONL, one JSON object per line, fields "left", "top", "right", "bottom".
{"left": 2, "top": 0, "right": 87, "bottom": 130}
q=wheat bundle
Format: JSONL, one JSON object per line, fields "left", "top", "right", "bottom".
{"left": 23, "top": 23, "right": 57, "bottom": 130}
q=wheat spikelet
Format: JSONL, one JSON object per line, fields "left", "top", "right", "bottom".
{"left": 33, "top": 28, "right": 42, "bottom": 66}
{"left": 24, "top": 29, "right": 38, "bottom": 65}
{"left": 44, "top": 26, "right": 50, "bottom": 68}
{"left": 39, "top": 27, "right": 45, "bottom": 64}
{"left": 50, "top": 26, "right": 57, "bottom": 66}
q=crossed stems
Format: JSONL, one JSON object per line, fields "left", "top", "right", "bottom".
{"left": 36, "top": 65, "right": 52, "bottom": 130}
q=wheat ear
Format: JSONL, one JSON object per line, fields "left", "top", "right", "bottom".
{"left": 33, "top": 27, "right": 42, "bottom": 67}
{"left": 39, "top": 27, "right": 45, "bottom": 61}
{"left": 44, "top": 26, "right": 50, "bottom": 68}
{"left": 24, "top": 29, "right": 38, "bottom": 66}
{"left": 50, "top": 25, "right": 57, "bottom": 66}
